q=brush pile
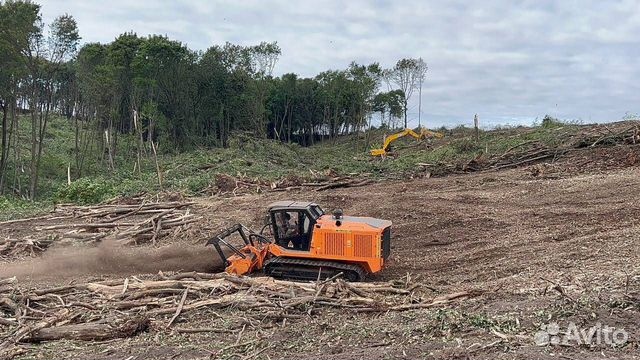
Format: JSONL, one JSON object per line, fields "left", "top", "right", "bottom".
{"left": 41, "top": 201, "right": 198, "bottom": 246}
{"left": 0, "top": 238, "right": 55, "bottom": 259}
{"left": 461, "top": 121, "right": 640, "bottom": 172}
{"left": 0, "top": 273, "right": 478, "bottom": 358}
{"left": 203, "top": 171, "right": 374, "bottom": 195}
{"left": 1, "top": 201, "right": 199, "bottom": 259}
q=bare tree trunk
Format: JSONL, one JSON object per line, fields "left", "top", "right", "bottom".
{"left": 27, "top": 317, "right": 149, "bottom": 342}
{"left": 29, "top": 86, "right": 38, "bottom": 199}
{"left": 0, "top": 100, "right": 7, "bottom": 193}
{"left": 418, "top": 80, "right": 423, "bottom": 128}
{"left": 278, "top": 104, "right": 288, "bottom": 142}
{"left": 134, "top": 110, "right": 143, "bottom": 177}
{"left": 74, "top": 106, "right": 80, "bottom": 175}
{"left": 105, "top": 129, "right": 114, "bottom": 171}
{"left": 151, "top": 140, "right": 162, "bottom": 190}
{"left": 11, "top": 103, "right": 21, "bottom": 195}
{"left": 78, "top": 111, "right": 93, "bottom": 177}
{"left": 287, "top": 109, "right": 292, "bottom": 143}
{"left": 403, "top": 99, "right": 408, "bottom": 129}
{"left": 32, "top": 87, "right": 53, "bottom": 198}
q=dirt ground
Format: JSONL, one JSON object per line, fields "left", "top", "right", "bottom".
{"left": 2, "top": 143, "right": 640, "bottom": 359}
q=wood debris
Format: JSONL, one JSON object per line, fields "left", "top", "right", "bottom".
{"left": 1, "top": 201, "right": 199, "bottom": 258}
{"left": 457, "top": 121, "right": 640, "bottom": 173}
{"left": 199, "top": 171, "right": 376, "bottom": 195}
{"left": 0, "top": 273, "right": 479, "bottom": 358}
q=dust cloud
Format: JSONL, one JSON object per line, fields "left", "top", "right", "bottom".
{"left": 0, "top": 241, "right": 224, "bottom": 280}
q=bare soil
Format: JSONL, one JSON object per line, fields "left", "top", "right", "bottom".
{"left": 2, "top": 143, "right": 640, "bottom": 359}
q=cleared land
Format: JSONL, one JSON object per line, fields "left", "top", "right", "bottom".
{"left": 1, "top": 125, "right": 640, "bottom": 359}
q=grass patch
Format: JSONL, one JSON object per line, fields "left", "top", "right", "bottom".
{"left": 0, "top": 196, "right": 52, "bottom": 221}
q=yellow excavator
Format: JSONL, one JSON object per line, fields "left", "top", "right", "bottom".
{"left": 370, "top": 128, "right": 444, "bottom": 157}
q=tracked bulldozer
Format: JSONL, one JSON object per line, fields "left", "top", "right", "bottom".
{"left": 206, "top": 201, "right": 391, "bottom": 281}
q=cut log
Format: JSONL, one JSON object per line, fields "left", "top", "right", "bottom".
{"left": 25, "top": 317, "right": 149, "bottom": 342}
{"left": 163, "top": 271, "right": 224, "bottom": 281}
{"left": 0, "top": 317, "right": 18, "bottom": 326}
{"left": 0, "top": 277, "right": 17, "bottom": 286}
{"left": 315, "top": 179, "right": 373, "bottom": 192}
{"left": 0, "top": 215, "right": 70, "bottom": 226}
{"left": 388, "top": 290, "right": 481, "bottom": 311}
{"left": 34, "top": 285, "right": 77, "bottom": 295}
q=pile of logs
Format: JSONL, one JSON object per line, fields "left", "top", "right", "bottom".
{"left": 209, "top": 173, "right": 271, "bottom": 196}
{"left": 206, "top": 172, "right": 375, "bottom": 195}
{"left": 484, "top": 141, "right": 561, "bottom": 171}
{"left": 458, "top": 121, "right": 640, "bottom": 173}
{"left": 41, "top": 201, "right": 199, "bottom": 246}
{"left": 0, "top": 201, "right": 199, "bottom": 258}
{"left": 0, "top": 273, "right": 479, "bottom": 357}
{"left": 567, "top": 122, "right": 640, "bottom": 148}
{"left": 276, "top": 177, "right": 374, "bottom": 192}
{"left": 0, "top": 237, "right": 54, "bottom": 259}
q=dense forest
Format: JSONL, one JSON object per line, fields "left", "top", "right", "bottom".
{"left": 0, "top": 1, "right": 428, "bottom": 199}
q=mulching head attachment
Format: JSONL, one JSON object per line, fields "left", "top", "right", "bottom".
{"left": 205, "top": 224, "right": 271, "bottom": 268}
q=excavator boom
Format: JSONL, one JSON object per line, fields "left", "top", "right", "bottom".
{"left": 370, "top": 128, "right": 443, "bottom": 156}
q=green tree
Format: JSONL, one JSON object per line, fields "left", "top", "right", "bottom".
{"left": 373, "top": 90, "right": 405, "bottom": 129}
{"left": 384, "top": 58, "right": 427, "bottom": 128}
{"left": 0, "top": 0, "right": 42, "bottom": 194}
{"left": 27, "top": 13, "right": 80, "bottom": 198}
{"left": 109, "top": 32, "right": 142, "bottom": 134}
{"left": 247, "top": 41, "right": 280, "bottom": 138}
{"left": 132, "top": 35, "right": 196, "bottom": 149}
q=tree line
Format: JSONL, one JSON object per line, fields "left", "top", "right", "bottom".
{"left": 0, "top": 0, "right": 428, "bottom": 199}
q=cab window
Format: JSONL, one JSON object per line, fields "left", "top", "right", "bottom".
{"left": 274, "top": 211, "right": 300, "bottom": 239}
{"left": 273, "top": 210, "right": 314, "bottom": 251}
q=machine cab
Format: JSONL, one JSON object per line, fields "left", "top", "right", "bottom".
{"left": 268, "top": 201, "right": 324, "bottom": 251}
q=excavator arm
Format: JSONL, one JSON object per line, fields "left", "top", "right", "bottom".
{"left": 370, "top": 128, "right": 443, "bottom": 156}
{"left": 420, "top": 129, "right": 445, "bottom": 139}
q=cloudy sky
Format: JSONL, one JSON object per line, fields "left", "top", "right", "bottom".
{"left": 39, "top": 0, "right": 640, "bottom": 128}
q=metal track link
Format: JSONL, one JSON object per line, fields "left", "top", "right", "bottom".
{"left": 263, "top": 257, "right": 366, "bottom": 282}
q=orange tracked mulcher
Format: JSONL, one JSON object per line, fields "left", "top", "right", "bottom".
{"left": 206, "top": 201, "right": 392, "bottom": 281}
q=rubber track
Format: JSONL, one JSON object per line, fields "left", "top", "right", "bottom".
{"left": 263, "top": 257, "right": 366, "bottom": 282}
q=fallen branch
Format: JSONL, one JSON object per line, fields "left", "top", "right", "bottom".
{"left": 315, "top": 179, "right": 373, "bottom": 191}
{"left": 167, "top": 289, "right": 189, "bottom": 327}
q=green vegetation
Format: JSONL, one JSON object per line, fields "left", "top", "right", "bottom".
{"left": 0, "top": 113, "right": 582, "bottom": 221}
{"left": 0, "top": 196, "right": 50, "bottom": 221}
